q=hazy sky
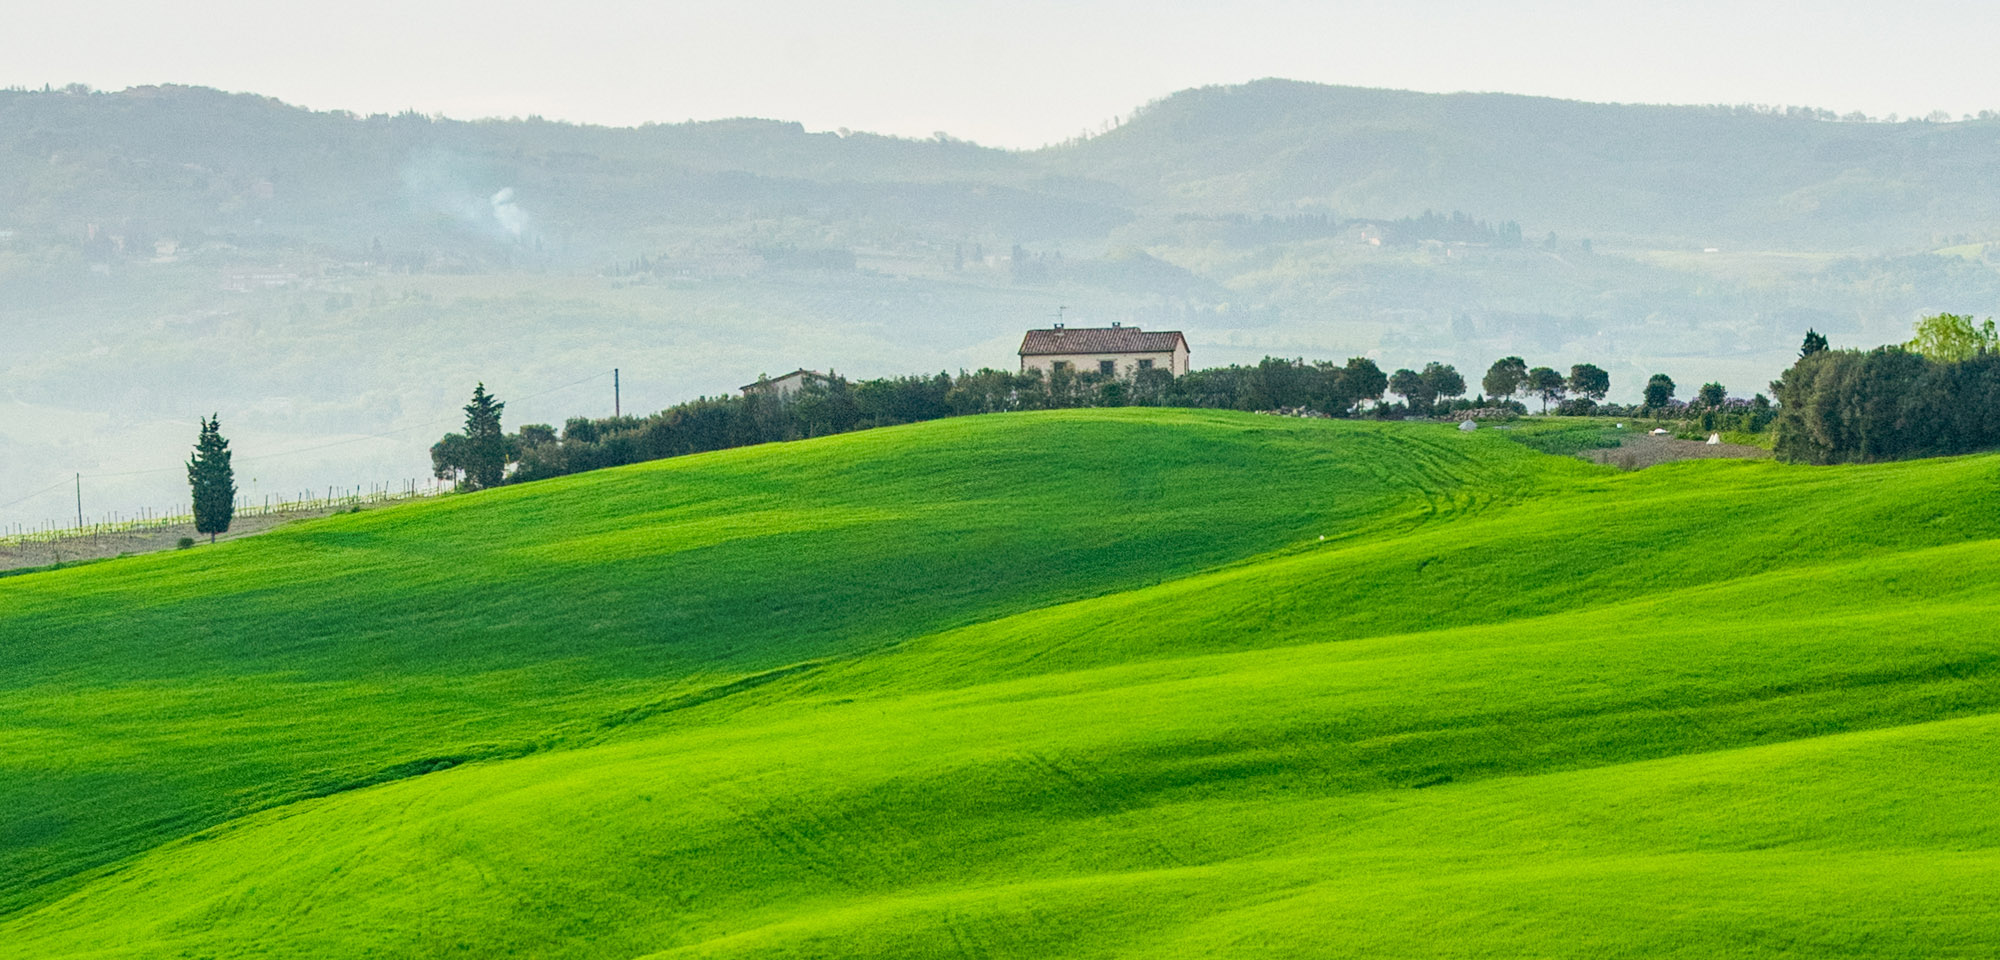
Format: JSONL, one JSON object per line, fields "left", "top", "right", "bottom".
{"left": 9, "top": 0, "right": 2000, "bottom": 147}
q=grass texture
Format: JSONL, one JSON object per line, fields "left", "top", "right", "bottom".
{"left": 3, "top": 408, "right": 1998, "bottom": 957}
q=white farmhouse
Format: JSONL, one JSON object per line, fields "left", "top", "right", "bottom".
{"left": 740, "top": 369, "right": 831, "bottom": 399}
{"left": 1017, "top": 324, "right": 1189, "bottom": 378}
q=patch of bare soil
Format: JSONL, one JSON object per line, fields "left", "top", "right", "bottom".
{"left": 1583, "top": 433, "right": 1772, "bottom": 470}
{"left": 0, "top": 505, "right": 361, "bottom": 573}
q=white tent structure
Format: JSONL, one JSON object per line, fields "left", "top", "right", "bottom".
{"left": 1706, "top": 433, "right": 1722, "bottom": 445}
{"left": 1458, "top": 420, "right": 1478, "bottom": 432}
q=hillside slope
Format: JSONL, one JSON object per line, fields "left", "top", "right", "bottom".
{"left": 13, "top": 80, "right": 2000, "bottom": 248}
{"left": 5, "top": 410, "right": 2000, "bottom": 957}
{"left": 1047, "top": 79, "right": 2000, "bottom": 245}
{"left": 0, "top": 410, "right": 1548, "bottom": 917}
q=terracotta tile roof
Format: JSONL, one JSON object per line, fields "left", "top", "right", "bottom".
{"left": 1018, "top": 327, "right": 1186, "bottom": 356}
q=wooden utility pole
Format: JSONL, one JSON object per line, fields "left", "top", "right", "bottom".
{"left": 75, "top": 474, "right": 82, "bottom": 528}
{"left": 614, "top": 368, "right": 621, "bottom": 417}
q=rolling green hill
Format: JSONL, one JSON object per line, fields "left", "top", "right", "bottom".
{"left": 4, "top": 409, "right": 2000, "bottom": 957}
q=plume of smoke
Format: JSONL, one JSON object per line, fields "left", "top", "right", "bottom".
{"left": 490, "top": 188, "right": 527, "bottom": 237}
{"left": 400, "top": 152, "right": 532, "bottom": 242}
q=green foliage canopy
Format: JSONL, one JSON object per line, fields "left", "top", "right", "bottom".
{"left": 1388, "top": 368, "right": 1432, "bottom": 415}
{"left": 1483, "top": 356, "right": 1528, "bottom": 401}
{"left": 1904, "top": 313, "right": 1998, "bottom": 362}
{"left": 1421, "top": 362, "right": 1467, "bottom": 408}
{"left": 1525, "top": 367, "right": 1567, "bottom": 412}
{"left": 1567, "top": 363, "right": 1611, "bottom": 402}
{"left": 1643, "top": 374, "right": 1676, "bottom": 409}
{"left": 1771, "top": 343, "right": 2000, "bottom": 463}
{"left": 1341, "top": 357, "right": 1389, "bottom": 406}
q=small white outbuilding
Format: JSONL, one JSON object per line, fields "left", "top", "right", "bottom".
{"left": 1706, "top": 433, "right": 1722, "bottom": 445}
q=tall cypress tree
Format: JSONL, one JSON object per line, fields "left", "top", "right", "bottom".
{"left": 187, "top": 414, "right": 236, "bottom": 544}
{"left": 463, "top": 383, "right": 507, "bottom": 490}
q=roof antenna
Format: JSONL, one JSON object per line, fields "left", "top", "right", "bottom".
{"left": 1052, "top": 305, "right": 1066, "bottom": 330}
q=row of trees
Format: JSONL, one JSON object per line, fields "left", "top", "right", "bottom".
{"left": 1773, "top": 316, "right": 2000, "bottom": 463}
{"left": 1477, "top": 357, "right": 1611, "bottom": 412}
{"left": 432, "top": 348, "right": 1745, "bottom": 488}
{"left": 1379, "top": 210, "right": 1526, "bottom": 246}
{"left": 429, "top": 357, "right": 1454, "bottom": 488}
{"left": 1476, "top": 355, "right": 1754, "bottom": 420}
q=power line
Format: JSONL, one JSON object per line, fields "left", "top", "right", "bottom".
{"left": 236, "top": 369, "right": 616, "bottom": 466}
{"left": 1, "top": 370, "right": 618, "bottom": 508}
{"left": 0, "top": 477, "right": 76, "bottom": 511}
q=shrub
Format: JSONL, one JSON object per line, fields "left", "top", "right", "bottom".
{"left": 177, "top": 537, "right": 195, "bottom": 550}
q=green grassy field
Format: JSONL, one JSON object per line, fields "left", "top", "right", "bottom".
{"left": 3, "top": 408, "right": 1998, "bottom": 957}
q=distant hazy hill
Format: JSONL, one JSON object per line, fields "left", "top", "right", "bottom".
{"left": 0, "top": 84, "right": 1113, "bottom": 261}
{"left": 9, "top": 80, "right": 2000, "bottom": 252}
{"left": 1050, "top": 79, "right": 2000, "bottom": 246}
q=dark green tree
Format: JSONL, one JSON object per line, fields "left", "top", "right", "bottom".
{"left": 1567, "top": 363, "right": 1611, "bottom": 402}
{"left": 1482, "top": 356, "right": 1528, "bottom": 402}
{"left": 1696, "top": 382, "right": 1728, "bottom": 408}
{"left": 187, "top": 414, "right": 236, "bottom": 544}
{"left": 1526, "top": 366, "right": 1567, "bottom": 413}
{"left": 1424, "top": 362, "right": 1472, "bottom": 396}
{"left": 1643, "top": 373, "right": 1676, "bottom": 410}
{"left": 1342, "top": 357, "right": 1388, "bottom": 406}
{"left": 1244, "top": 357, "right": 1307, "bottom": 410}
{"left": 1799, "top": 329, "right": 1829, "bottom": 359}
{"left": 1304, "top": 360, "right": 1357, "bottom": 415}
{"left": 562, "top": 416, "right": 601, "bottom": 444}
{"left": 1421, "top": 362, "right": 1466, "bottom": 407}
{"left": 516, "top": 423, "right": 560, "bottom": 448}
{"left": 430, "top": 432, "right": 468, "bottom": 483}
{"left": 462, "top": 383, "right": 507, "bottom": 490}
{"left": 1388, "top": 368, "right": 1434, "bottom": 415}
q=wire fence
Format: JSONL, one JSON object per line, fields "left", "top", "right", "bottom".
{"left": 0, "top": 478, "right": 452, "bottom": 547}
{"left": 0, "top": 369, "right": 617, "bottom": 552}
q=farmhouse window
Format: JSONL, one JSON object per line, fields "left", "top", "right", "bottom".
{"left": 1099, "top": 360, "right": 1116, "bottom": 375}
